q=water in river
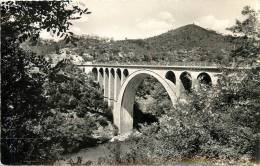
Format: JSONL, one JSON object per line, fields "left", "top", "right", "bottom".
{"left": 55, "top": 143, "right": 109, "bottom": 165}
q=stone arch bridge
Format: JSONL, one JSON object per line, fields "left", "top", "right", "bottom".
{"left": 77, "top": 64, "right": 245, "bottom": 134}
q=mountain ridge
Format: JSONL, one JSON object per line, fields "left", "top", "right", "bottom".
{"left": 147, "top": 24, "right": 219, "bottom": 39}
{"left": 24, "top": 24, "right": 239, "bottom": 64}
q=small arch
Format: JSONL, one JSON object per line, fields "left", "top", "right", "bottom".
{"left": 111, "top": 68, "right": 115, "bottom": 78}
{"left": 116, "top": 68, "right": 122, "bottom": 79}
{"left": 82, "top": 68, "right": 85, "bottom": 73}
{"left": 123, "top": 69, "right": 129, "bottom": 78}
{"left": 105, "top": 68, "right": 109, "bottom": 76}
{"left": 197, "top": 72, "right": 212, "bottom": 86}
{"left": 114, "top": 68, "right": 122, "bottom": 101}
{"left": 99, "top": 68, "right": 104, "bottom": 77}
{"left": 180, "top": 71, "right": 192, "bottom": 92}
{"left": 165, "top": 71, "right": 176, "bottom": 84}
{"left": 98, "top": 68, "right": 104, "bottom": 89}
{"left": 92, "top": 68, "right": 98, "bottom": 80}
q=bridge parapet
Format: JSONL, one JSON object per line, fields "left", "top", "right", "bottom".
{"left": 77, "top": 63, "right": 254, "bottom": 72}
{"left": 77, "top": 60, "right": 257, "bottom": 68}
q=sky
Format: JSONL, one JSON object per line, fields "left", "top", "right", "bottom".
{"left": 40, "top": 0, "right": 260, "bottom": 40}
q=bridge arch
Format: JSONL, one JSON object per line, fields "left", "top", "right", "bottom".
{"left": 114, "top": 69, "right": 122, "bottom": 100}
{"left": 121, "top": 69, "right": 129, "bottom": 85}
{"left": 165, "top": 71, "right": 176, "bottom": 84}
{"left": 114, "top": 70, "right": 178, "bottom": 134}
{"left": 123, "top": 69, "right": 129, "bottom": 77}
{"left": 180, "top": 71, "right": 192, "bottom": 92}
{"left": 99, "top": 68, "right": 104, "bottom": 76}
{"left": 116, "top": 68, "right": 122, "bottom": 79}
{"left": 92, "top": 68, "right": 98, "bottom": 81}
{"left": 197, "top": 72, "right": 212, "bottom": 86}
{"left": 97, "top": 68, "right": 104, "bottom": 88}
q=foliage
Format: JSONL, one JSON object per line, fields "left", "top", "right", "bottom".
{"left": 1, "top": 1, "right": 93, "bottom": 164}
{"left": 135, "top": 76, "right": 172, "bottom": 117}
{"left": 102, "top": 69, "right": 260, "bottom": 165}
{"left": 1, "top": 1, "right": 90, "bottom": 44}
{"left": 42, "top": 61, "right": 113, "bottom": 154}
{"left": 2, "top": 58, "right": 113, "bottom": 164}
{"left": 227, "top": 6, "right": 260, "bottom": 64}
{"left": 45, "top": 61, "right": 111, "bottom": 118}
{"left": 24, "top": 24, "right": 242, "bottom": 66}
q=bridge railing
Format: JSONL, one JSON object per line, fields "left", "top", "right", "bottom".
{"left": 86, "top": 61, "right": 257, "bottom": 67}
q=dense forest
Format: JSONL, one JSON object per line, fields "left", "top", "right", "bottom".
{"left": 23, "top": 24, "right": 257, "bottom": 66}
{"left": 1, "top": 1, "right": 260, "bottom": 165}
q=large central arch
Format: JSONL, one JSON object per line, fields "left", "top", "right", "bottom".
{"left": 114, "top": 70, "right": 178, "bottom": 134}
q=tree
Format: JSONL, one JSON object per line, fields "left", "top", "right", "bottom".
{"left": 1, "top": 1, "right": 90, "bottom": 164}
{"left": 41, "top": 61, "right": 113, "bottom": 156}
{"left": 227, "top": 6, "right": 260, "bottom": 64}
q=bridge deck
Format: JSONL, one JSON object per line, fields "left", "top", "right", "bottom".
{"left": 77, "top": 64, "right": 255, "bottom": 72}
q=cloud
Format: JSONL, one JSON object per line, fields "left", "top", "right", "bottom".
{"left": 40, "top": 25, "right": 83, "bottom": 41}
{"left": 257, "top": 1, "right": 260, "bottom": 10}
{"left": 38, "top": 0, "right": 258, "bottom": 40}
{"left": 158, "top": 11, "right": 175, "bottom": 23}
{"left": 136, "top": 11, "right": 175, "bottom": 37}
{"left": 70, "top": 26, "right": 83, "bottom": 34}
{"left": 137, "top": 19, "right": 171, "bottom": 30}
{"left": 73, "top": 15, "right": 89, "bottom": 23}
{"left": 136, "top": 19, "right": 173, "bottom": 37}
{"left": 195, "top": 15, "right": 232, "bottom": 34}
{"left": 39, "top": 30, "right": 58, "bottom": 41}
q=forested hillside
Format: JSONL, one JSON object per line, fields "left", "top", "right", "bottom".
{"left": 145, "top": 24, "right": 236, "bottom": 63}
{"left": 23, "top": 24, "right": 246, "bottom": 65}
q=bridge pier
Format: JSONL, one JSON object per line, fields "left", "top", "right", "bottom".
{"left": 97, "top": 68, "right": 104, "bottom": 89}
{"left": 191, "top": 72, "right": 200, "bottom": 91}
{"left": 104, "top": 68, "right": 109, "bottom": 102}
{"left": 174, "top": 72, "right": 182, "bottom": 98}
{"left": 114, "top": 69, "right": 121, "bottom": 101}
{"left": 108, "top": 69, "right": 115, "bottom": 107}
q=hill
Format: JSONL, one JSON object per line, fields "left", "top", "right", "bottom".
{"left": 147, "top": 24, "right": 234, "bottom": 56}
{"left": 91, "top": 24, "right": 237, "bottom": 64}
{"left": 23, "top": 24, "right": 240, "bottom": 65}
{"left": 142, "top": 24, "right": 237, "bottom": 63}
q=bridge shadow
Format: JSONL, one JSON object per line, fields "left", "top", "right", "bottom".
{"left": 133, "top": 102, "right": 158, "bottom": 130}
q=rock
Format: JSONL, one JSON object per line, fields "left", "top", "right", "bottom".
{"left": 110, "top": 131, "right": 142, "bottom": 142}
{"left": 92, "top": 120, "right": 115, "bottom": 141}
